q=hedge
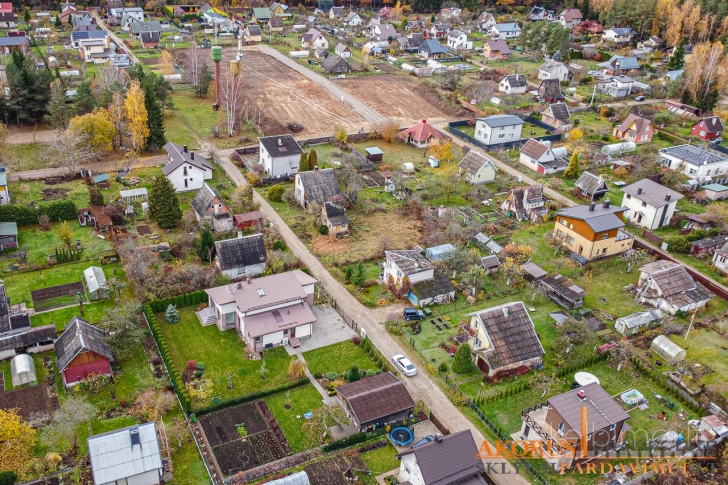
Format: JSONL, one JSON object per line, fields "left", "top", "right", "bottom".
{"left": 148, "top": 290, "right": 207, "bottom": 313}
{"left": 321, "top": 427, "right": 387, "bottom": 452}
{"left": 0, "top": 200, "right": 77, "bottom": 226}
{"left": 195, "top": 378, "right": 310, "bottom": 416}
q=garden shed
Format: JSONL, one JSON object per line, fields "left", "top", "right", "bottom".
{"left": 10, "top": 353, "right": 37, "bottom": 386}
{"left": 425, "top": 243, "right": 456, "bottom": 261}
{"left": 650, "top": 335, "right": 686, "bottom": 364}
{"left": 83, "top": 266, "right": 110, "bottom": 300}
{"left": 120, "top": 188, "right": 148, "bottom": 203}
{"left": 614, "top": 309, "right": 663, "bottom": 336}
{"left": 365, "top": 147, "right": 383, "bottom": 162}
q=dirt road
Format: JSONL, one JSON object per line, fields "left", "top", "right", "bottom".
{"left": 4, "top": 129, "right": 57, "bottom": 145}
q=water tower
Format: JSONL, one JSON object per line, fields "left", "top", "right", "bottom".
{"left": 211, "top": 45, "right": 222, "bottom": 111}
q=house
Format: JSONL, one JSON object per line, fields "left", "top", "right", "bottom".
{"left": 245, "top": 24, "right": 262, "bottom": 42}
{"left": 314, "top": 47, "right": 328, "bottom": 59}
{"left": 0, "top": 221, "right": 18, "bottom": 250}
{"left": 690, "top": 235, "right": 728, "bottom": 255}
{"left": 343, "top": 11, "right": 363, "bottom": 26}
{"left": 0, "top": 3, "right": 16, "bottom": 29}
{"left": 269, "top": 2, "right": 289, "bottom": 15}
{"left": 467, "top": 302, "right": 545, "bottom": 377}
{"left": 598, "top": 75, "right": 634, "bottom": 98}
{"left": 0, "top": 173, "right": 9, "bottom": 205}
{"left": 492, "top": 23, "right": 521, "bottom": 38}
{"left": 267, "top": 17, "right": 284, "bottom": 33}
{"left": 55, "top": 316, "right": 114, "bottom": 386}
{"left": 602, "top": 27, "right": 638, "bottom": 44}
{"left": 129, "top": 21, "right": 162, "bottom": 47}
{"left": 694, "top": 415, "right": 728, "bottom": 448}
{"left": 485, "top": 39, "right": 511, "bottom": 59}
{"left": 92, "top": 173, "right": 110, "bottom": 189}
{"left": 637, "top": 35, "right": 663, "bottom": 52}
{"left": 109, "top": 6, "right": 144, "bottom": 22}
{"left": 518, "top": 382, "right": 630, "bottom": 469}
{"left": 418, "top": 39, "right": 449, "bottom": 59}
{"left": 539, "top": 273, "right": 585, "bottom": 309}
{"left": 702, "top": 183, "right": 728, "bottom": 200}
{"left": 598, "top": 55, "right": 640, "bottom": 75}
{"left": 474, "top": 12, "right": 496, "bottom": 32}
{"left": 78, "top": 37, "right": 114, "bottom": 64}
{"left": 538, "top": 79, "right": 564, "bottom": 103}
{"left": 233, "top": 211, "right": 265, "bottom": 229}
{"left": 658, "top": 145, "right": 728, "bottom": 179}
{"left": 574, "top": 171, "right": 608, "bottom": 200}
{"left": 635, "top": 260, "right": 713, "bottom": 314}
{"left": 499, "top": 74, "right": 525, "bottom": 94}
{"left": 557, "top": 8, "right": 582, "bottom": 28}
{"left": 335, "top": 43, "right": 352, "bottom": 57}
{"left": 383, "top": 249, "right": 456, "bottom": 306}
{"left": 691, "top": 116, "right": 725, "bottom": 141}
{"left": 446, "top": 30, "right": 472, "bottom": 51}
{"left": 405, "top": 20, "right": 423, "bottom": 31}
{"left": 329, "top": 6, "right": 345, "bottom": 19}
{"left": 378, "top": 6, "right": 392, "bottom": 20}
{"left": 458, "top": 151, "right": 497, "bottom": 184}
{"left": 439, "top": 7, "right": 462, "bottom": 18}
{"left": 577, "top": 20, "right": 603, "bottom": 34}
{"left": 83, "top": 266, "right": 110, "bottom": 301}
{"left": 613, "top": 114, "right": 653, "bottom": 143}
{"left": 302, "top": 29, "right": 328, "bottom": 49}
{"left": 295, "top": 167, "right": 342, "bottom": 211}
{"left": 615, "top": 309, "right": 663, "bottom": 336}
{"left": 214, "top": 233, "right": 267, "bottom": 278}
{"left": 323, "top": 202, "right": 350, "bottom": 235}
{"left": 712, "top": 241, "right": 728, "bottom": 275}
{"left": 685, "top": 214, "right": 713, "bottom": 231}
{"left": 398, "top": 119, "right": 447, "bottom": 149}
{"left": 162, "top": 142, "right": 213, "bottom": 192}
{"left": 375, "top": 23, "right": 398, "bottom": 41}
{"left": 203, "top": 270, "right": 317, "bottom": 348}
{"left": 519, "top": 139, "right": 569, "bottom": 175}
{"left": 528, "top": 6, "right": 554, "bottom": 21}
{"left": 322, "top": 54, "right": 350, "bottom": 73}
{"left": 554, "top": 200, "right": 634, "bottom": 260}
{"left": 397, "top": 430, "right": 485, "bottom": 485}
{"left": 538, "top": 60, "right": 573, "bottom": 82}
{"left": 78, "top": 207, "right": 113, "bottom": 232}
{"left": 474, "top": 114, "right": 524, "bottom": 146}
{"left": 665, "top": 99, "right": 701, "bottom": 117}
{"left": 70, "top": 30, "right": 108, "bottom": 48}
{"left": 259, "top": 134, "right": 304, "bottom": 177}
{"left": 621, "top": 178, "right": 683, "bottom": 230}
{"left": 337, "top": 371, "right": 415, "bottom": 431}
{"left": 541, "top": 103, "right": 572, "bottom": 132}
{"left": 191, "top": 183, "right": 234, "bottom": 232}
{"left": 88, "top": 422, "right": 163, "bottom": 485}
{"left": 429, "top": 23, "right": 450, "bottom": 38}
{"left": 501, "top": 185, "right": 549, "bottom": 221}
{"left": 252, "top": 7, "right": 272, "bottom": 23}
{"left": 0, "top": 36, "right": 29, "bottom": 55}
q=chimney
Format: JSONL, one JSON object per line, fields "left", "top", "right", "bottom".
{"left": 238, "top": 231, "right": 243, "bottom": 238}
{"left": 236, "top": 282, "right": 242, "bottom": 289}
{"left": 637, "top": 187, "right": 642, "bottom": 195}
{"left": 577, "top": 390, "right": 586, "bottom": 400}
{"left": 422, "top": 118, "right": 427, "bottom": 124}
{"left": 603, "top": 199, "right": 611, "bottom": 209}
{"left": 665, "top": 193, "right": 672, "bottom": 202}
{"left": 278, "top": 138, "right": 282, "bottom": 145}
{"left": 589, "top": 202, "right": 595, "bottom": 211}
{"left": 435, "top": 433, "right": 443, "bottom": 443}
{"left": 191, "top": 152, "right": 195, "bottom": 160}
{"left": 503, "top": 306, "right": 509, "bottom": 317}
{"left": 247, "top": 277, "right": 251, "bottom": 284}
{"left": 183, "top": 144, "right": 188, "bottom": 153}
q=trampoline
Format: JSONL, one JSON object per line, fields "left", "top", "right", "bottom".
{"left": 390, "top": 427, "right": 414, "bottom": 446}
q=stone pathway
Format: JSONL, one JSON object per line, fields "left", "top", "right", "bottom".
{"left": 295, "top": 353, "right": 337, "bottom": 406}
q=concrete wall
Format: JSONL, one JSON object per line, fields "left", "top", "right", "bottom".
{"left": 167, "top": 164, "right": 212, "bottom": 193}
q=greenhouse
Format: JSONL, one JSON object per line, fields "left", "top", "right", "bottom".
{"left": 425, "top": 244, "right": 456, "bottom": 261}
{"left": 650, "top": 335, "right": 686, "bottom": 364}
{"left": 266, "top": 471, "right": 309, "bottom": 485}
{"left": 10, "top": 353, "right": 36, "bottom": 387}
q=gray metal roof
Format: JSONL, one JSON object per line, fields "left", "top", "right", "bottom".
{"left": 162, "top": 142, "right": 213, "bottom": 176}
{"left": 659, "top": 144, "right": 726, "bottom": 166}
{"left": 557, "top": 203, "right": 627, "bottom": 232}
{"left": 88, "top": 422, "right": 162, "bottom": 485}
{"left": 0, "top": 222, "right": 18, "bottom": 236}
{"left": 621, "top": 178, "right": 683, "bottom": 208}
{"left": 83, "top": 266, "right": 108, "bottom": 293}
{"left": 493, "top": 22, "right": 520, "bottom": 31}
{"left": 478, "top": 114, "right": 525, "bottom": 128}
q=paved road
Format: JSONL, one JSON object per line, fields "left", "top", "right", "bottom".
{"left": 257, "top": 45, "right": 390, "bottom": 129}
{"left": 90, "top": 9, "right": 141, "bottom": 65}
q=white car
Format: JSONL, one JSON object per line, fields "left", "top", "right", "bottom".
{"left": 392, "top": 354, "right": 417, "bottom": 377}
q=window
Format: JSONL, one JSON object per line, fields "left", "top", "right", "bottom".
{"left": 225, "top": 312, "right": 235, "bottom": 325}
{"left": 283, "top": 329, "right": 288, "bottom": 335}
{"left": 473, "top": 320, "right": 478, "bottom": 329}
{"left": 700, "top": 130, "right": 706, "bottom": 136}
{"left": 500, "top": 127, "right": 504, "bottom": 131}
{"left": 587, "top": 433, "right": 592, "bottom": 441}
{"left": 184, "top": 179, "right": 188, "bottom": 189}
{"left": 569, "top": 223, "right": 573, "bottom": 230}
{"left": 601, "top": 233, "right": 608, "bottom": 240}
{"left": 610, "top": 424, "right": 616, "bottom": 431}
{"left": 602, "top": 248, "right": 608, "bottom": 254}
{"left": 641, "top": 201, "right": 647, "bottom": 207}
{"left": 477, "top": 130, "right": 482, "bottom": 138}
{"left": 558, "top": 422, "right": 565, "bottom": 437}
{"left": 255, "top": 336, "right": 263, "bottom": 342}
{"left": 628, "top": 133, "right": 635, "bottom": 138}
{"left": 404, "top": 465, "right": 411, "bottom": 474}
{"left": 561, "top": 219, "right": 568, "bottom": 226}
{"left": 566, "top": 236, "right": 575, "bottom": 245}
{"left": 475, "top": 337, "right": 481, "bottom": 347}
{"left": 498, "top": 134, "right": 505, "bottom": 139}
{"left": 556, "top": 229, "right": 564, "bottom": 238}
{"left": 626, "top": 194, "right": 631, "bottom": 199}
{"left": 183, "top": 167, "right": 188, "bottom": 176}
{"left": 689, "top": 168, "right": 697, "bottom": 175}
{"left": 116, "top": 479, "right": 128, "bottom": 485}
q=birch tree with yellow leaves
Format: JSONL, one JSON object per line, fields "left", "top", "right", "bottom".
{"left": 0, "top": 408, "right": 36, "bottom": 478}
{"left": 124, "top": 80, "right": 149, "bottom": 150}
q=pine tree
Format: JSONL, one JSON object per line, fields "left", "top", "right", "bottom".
{"left": 55, "top": 14, "right": 62, "bottom": 28}
{"left": 144, "top": 84, "right": 166, "bottom": 151}
{"left": 452, "top": 343, "right": 473, "bottom": 374}
{"left": 73, "top": 81, "right": 96, "bottom": 116}
{"left": 563, "top": 151, "right": 580, "bottom": 179}
{"left": 46, "top": 79, "right": 70, "bottom": 129}
{"left": 667, "top": 40, "right": 685, "bottom": 71}
{"left": 298, "top": 151, "right": 309, "bottom": 172}
{"left": 309, "top": 149, "right": 318, "bottom": 169}
{"left": 196, "top": 224, "right": 216, "bottom": 263}
{"left": 148, "top": 176, "right": 182, "bottom": 229}
{"left": 348, "top": 366, "right": 360, "bottom": 382}
{"left": 582, "top": 0, "right": 591, "bottom": 20}
{"left": 165, "top": 304, "right": 180, "bottom": 323}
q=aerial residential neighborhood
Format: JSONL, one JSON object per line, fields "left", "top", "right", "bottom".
{"left": 1, "top": 1, "right": 728, "bottom": 485}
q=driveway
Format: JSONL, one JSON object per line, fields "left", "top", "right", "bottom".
{"left": 284, "top": 305, "right": 356, "bottom": 355}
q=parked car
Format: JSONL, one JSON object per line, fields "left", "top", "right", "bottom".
{"left": 403, "top": 308, "right": 424, "bottom": 321}
{"left": 307, "top": 59, "right": 317, "bottom": 65}
{"left": 392, "top": 354, "right": 417, "bottom": 376}
{"left": 635, "top": 95, "right": 646, "bottom": 101}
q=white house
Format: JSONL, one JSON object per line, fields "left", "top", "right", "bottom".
{"left": 458, "top": 151, "right": 497, "bottom": 184}
{"left": 557, "top": 8, "right": 582, "bottom": 28}
{"left": 446, "top": 30, "right": 472, "bottom": 51}
{"left": 258, "top": 135, "right": 303, "bottom": 178}
{"left": 383, "top": 249, "right": 455, "bottom": 306}
{"left": 598, "top": 75, "right": 634, "bottom": 98}
{"left": 621, "top": 178, "right": 683, "bottom": 230}
{"left": 538, "top": 59, "right": 572, "bottom": 82}
{"left": 374, "top": 23, "right": 398, "bottom": 41}
{"left": 519, "top": 138, "right": 568, "bottom": 175}
{"left": 712, "top": 242, "right": 728, "bottom": 275}
{"left": 474, "top": 115, "right": 524, "bottom": 146}
{"left": 474, "top": 11, "right": 496, "bottom": 32}
{"left": 499, "top": 74, "right": 527, "bottom": 95}
{"left": 492, "top": 22, "right": 521, "bottom": 38}
{"left": 214, "top": 233, "right": 267, "bottom": 278}
{"left": 602, "top": 27, "right": 638, "bottom": 44}
{"left": 396, "top": 430, "right": 484, "bottom": 485}
{"left": 109, "top": 7, "right": 144, "bottom": 22}
{"left": 88, "top": 423, "right": 163, "bottom": 485}
{"left": 203, "top": 270, "right": 318, "bottom": 349}
{"left": 636, "top": 261, "right": 713, "bottom": 314}
{"left": 162, "top": 142, "right": 213, "bottom": 192}
{"left": 302, "top": 28, "right": 329, "bottom": 49}
{"left": 335, "top": 43, "right": 352, "bottom": 57}
{"left": 658, "top": 145, "right": 728, "bottom": 180}
{"left": 343, "top": 11, "right": 363, "bottom": 26}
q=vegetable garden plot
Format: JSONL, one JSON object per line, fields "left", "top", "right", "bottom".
{"left": 31, "top": 281, "right": 85, "bottom": 309}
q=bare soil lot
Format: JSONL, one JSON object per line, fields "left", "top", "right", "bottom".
{"left": 333, "top": 75, "right": 468, "bottom": 125}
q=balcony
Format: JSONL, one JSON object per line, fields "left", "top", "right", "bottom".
{"left": 520, "top": 403, "right": 570, "bottom": 456}
{"left": 616, "top": 229, "right": 634, "bottom": 242}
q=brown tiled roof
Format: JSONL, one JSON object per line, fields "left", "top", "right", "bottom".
{"left": 469, "top": 301, "right": 544, "bottom": 369}
{"left": 398, "top": 119, "right": 446, "bottom": 143}
{"left": 695, "top": 116, "right": 725, "bottom": 134}
{"left": 520, "top": 139, "right": 550, "bottom": 160}
{"left": 615, "top": 114, "right": 652, "bottom": 136}
{"left": 233, "top": 211, "right": 265, "bottom": 224}
{"left": 547, "top": 382, "right": 629, "bottom": 437}
{"left": 559, "top": 8, "right": 582, "bottom": 21}
{"left": 458, "top": 150, "right": 492, "bottom": 176}
{"left": 336, "top": 372, "right": 415, "bottom": 424}
{"left": 639, "top": 260, "right": 704, "bottom": 298}
{"left": 396, "top": 430, "right": 484, "bottom": 485}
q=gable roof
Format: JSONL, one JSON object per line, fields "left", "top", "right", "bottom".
{"left": 268, "top": 17, "right": 283, "bottom": 27}
{"left": 599, "top": 55, "right": 640, "bottom": 70}
{"left": 605, "top": 26, "right": 637, "bottom": 35}
{"left": 507, "top": 184, "right": 546, "bottom": 220}
{"left": 479, "top": 114, "right": 525, "bottom": 128}
{"left": 475, "top": 11, "right": 494, "bottom": 24}
{"left": 396, "top": 430, "right": 484, "bottom": 485}
{"left": 540, "top": 273, "right": 585, "bottom": 304}
{"left": 575, "top": 171, "right": 607, "bottom": 195}
{"left": 302, "top": 28, "right": 322, "bottom": 42}
{"left": 0, "top": 36, "right": 29, "bottom": 47}
{"left": 458, "top": 150, "right": 494, "bottom": 176}
{"left": 247, "top": 24, "right": 262, "bottom": 35}
{"left": 540, "top": 59, "right": 567, "bottom": 74}
{"left": 70, "top": 30, "right": 107, "bottom": 43}
{"left": 162, "top": 142, "right": 213, "bottom": 176}
{"left": 659, "top": 144, "right": 726, "bottom": 166}
{"left": 386, "top": 249, "right": 433, "bottom": 275}
{"left": 695, "top": 116, "right": 725, "bottom": 134}
{"left": 297, "top": 168, "right": 341, "bottom": 204}
{"left": 616, "top": 309, "right": 663, "bottom": 330}
{"left": 503, "top": 73, "right": 525, "bottom": 86}
{"left": 546, "top": 102, "right": 570, "bottom": 121}
{"left": 335, "top": 43, "right": 350, "bottom": 53}
{"left": 557, "top": 203, "right": 626, "bottom": 232}
{"left": 0, "top": 325, "right": 55, "bottom": 353}
{"left": 468, "top": 301, "right": 544, "bottom": 369}
{"left": 129, "top": 20, "right": 161, "bottom": 32}
{"left": 419, "top": 39, "right": 448, "bottom": 54}
{"left": 259, "top": 134, "right": 303, "bottom": 158}
{"left": 539, "top": 78, "right": 562, "bottom": 100}
{"left": 344, "top": 11, "right": 360, "bottom": 22}
{"left": 547, "top": 382, "right": 630, "bottom": 436}
{"left": 324, "top": 202, "right": 350, "bottom": 226}
{"left": 398, "top": 119, "right": 445, "bottom": 143}
{"left": 88, "top": 422, "right": 162, "bottom": 485}
{"left": 317, "top": 0, "right": 334, "bottom": 10}
{"left": 615, "top": 113, "right": 651, "bottom": 136}
{"left": 481, "top": 255, "right": 500, "bottom": 269}
{"left": 0, "top": 221, "right": 17, "bottom": 236}
{"left": 322, "top": 53, "right": 349, "bottom": 72}
{"left": 621, "top": 178, "right": 683, "bottom": 208}
{"left": 520, "top": 138, "right": 551, "bottom": 160}
{"left": 215, "top": 234, "right": 267, "bottom": 270}
{"left": 83, "top": 266, "right": 108, "bottom": 293}
{"left": 253, "top": 7, "right": 271, "bottom": 19}
{"left": 639, "top": 260, "right": 713, "bottom": 307}
{"left": 336, "top": 372, "right": 415, "bottom": 425}
{"left": 218, "top": 270, "right": 314, "bottom": 312}
{"left": 486, "top": 39, "right": 510, "bottom": 54}
{"left": 447, "top": 29, "right": 465, "bottom": 38}
{"left": 55, "top": 316, "right": 114, "bottom": 372}
{"left": 493, "top": 22, "right": 520, "bottom": 32}
{"left": 377, "top": 23, "right": 397, "bottom": 38}
{"left": 330, "top": 6, "right": 344, "bottom": 16}
{"left": 559, "top": 8, "right": 582, "bottom": 21}
{"left": 191, "top": 183, "right": 229, "bottom": 216}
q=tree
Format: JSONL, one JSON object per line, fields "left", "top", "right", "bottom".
{"left": 667, "top": 39, "right": 686, "bottom": 70}
{"left": 220, "top": 69, "right": 244, "bottom": 137}
{"left": 185, "top": 45, "right": 209, "bottom": 97}
{"left": 463, "top": 264, "right": 486, "bottom": 296}
{"left": 196, "top": 225, "right": 215, "bottom": 263}
{"left": 378, "top": 120, "right": 401, "bottom": 143}
{"left": 54, "top": 14, "right": 62, "bottom": 28}
{"left": 546, "top": 25, "right": 571, "bottom": 57}
{"left": 73, "top": 81, "right": 96, "bottom": 116}
{"left": 529, "top": 373, "right": 564, "bottom": 397}
{"left": 334, "top": 125, "right": 348, "bottom": 144}
{"left": 563, "top": 150, "right": 580, "bottom": 178}
{"left": 348, "top": 366, "right": 360, "bottom": 382}
{"left": 5, "top": 51, "right": 54, "bottom": 125}
{"left": 165, "top": 304, "right": 180, "bottom": 323}
{"left": 46, "top": 127, "right": 94, "bottom": 174}
{"left": 108, "top": 90, "right": 127, "bottom": 149}
{"left": 186, "top": 377, "right": 214, "bottom": 408}
{"left": 298, "top": 151, "right": 309, "bottom": 173}
{"left": 309, "top": 149, "right": 318, "bottom": 169}
{"left": 46, "top": 79, "right": 70, "bottom": 129}
{"left": 625, "top": 248, "right": 655, "bottom": 272}
{"left": 43, "top": 396, "right": 96, "bottom": 450}
{"left": 160, "top": 50, "right": 175, "bottom": 75}
{"left": 705, "top": 203, "right": 728, "bottom": 231}
{"left": 69, "top": 109, "right": 116, "bottom": 154}
{"left": 683, "top": 42, "right": 728, "bottom": 113}
{"left": 288, "top": 359, "right": 306, "bottom": 380}
{"left": 429, "top": 139, "right": 453, "bottom": 161}
{"left": 124, "top": 80, "right": 149, "bottom": 150}
{"left": 97, "top": 301, "right": 146, "bottom": 357}
{"left": 89, "top": 186, "right": 104, "bottom": 207}
{"left": 567, "top": 127, "right": 584, "bottom": 143}
{"left": 0, "top": 471, "right": 18, "bottom": 485}
{"left": 302, "top": 404, "right": 350, "bottom": 444}
{"left": 144, "top": 84, "right": 166, "bottom": 151}
{"left": 268, "top": 184, "right": 285, "bottom": 202}
{"left": 22, "top": 7, "right": 30, "bottom": 24}
{"left": 165, "top": 418, "right": 190, "bottom": 449}
{"left": 659, "top": 168, "right": 685, "bottom": 190}
{"left": 0, "top": 409, "right": 36, "bottom": 478}
{"left": 148, "top": 176, "right": 182, "bottom": 229}
{"left": 452, "top": 343, "right": 473, "bottom": 374}
{"left": 500, "top": 243, "right": 533, "bottom": 264}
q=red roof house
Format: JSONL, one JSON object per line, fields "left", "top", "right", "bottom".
{"left": 577, "top": 20, "right": 604, "bottom": 34}
{"left": 54, "top": 316, "right": 114, "bottom": 387}
{"left": 398, "top": 119, "right": 448, "bottom": 149}
{"left": 691, "top": 116, "right": 725, "bottom": 141}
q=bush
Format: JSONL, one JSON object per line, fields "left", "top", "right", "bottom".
{"left": 439, "top": 362, "right": 448, "bottom": 373}
{"left": 665, "top": 235, "right": 691, "bottom": 253}
{"left": 268, "top": 184, "right": 285, "bottom": 202}
{"left": 348, "top": 366, "right": 360, "bottom": 382}
{"left": 187, "top": 360, "right": 196, "bottom": 370}
{"left": 196, "top": 362, "right": 205, "bottom": 370}
{"left": 318, "top": 224, "right": 329, "bottom": 235}
{"left": 314, "top": 372, "right": 323, "bottom": 379}
{"left": 245, "top": 172, "right": 261, "bottom": 186}
{"left": 326, "top": 372, "right": 338, "bottom": 380}
{"left": 452, "top": 343, "right": 473, "bottom": 374}
{"left": 273, "top": 240, "right": 286, "bottom": 251}
{"left": 351, "top": 336, "right": 362, "bottom": 345}
{"left": 0, "top": 200, "right": 77, "bottom": 226}
{"left": 0, "top": 471, "right": 18, "bottom": 485}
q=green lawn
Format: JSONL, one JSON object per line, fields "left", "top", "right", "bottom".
{"left": 303, "top": 341, "right": 376, "bottom": 375}
{"left": 264, "top": 384, "right": 325, "bottom": 452}
{"left": 167, "top": 417, "right": 210, "bottom": 485}
{"left": 3, "top": 143, "right": 49, "bottom": 171}
{"left": 0, "top": 352, "right": 46, "bottom": 390}
{"left": 156, "top": 308, "right": 293, "bottom": 407}
{"left": 673, "top": 328, "right": 728, "bottom": 394}
{"left": 359, "top": 442, "right": 400, "bottom": 475}
{"left": 31, "top": 300, "right": 119, "bottom": 331}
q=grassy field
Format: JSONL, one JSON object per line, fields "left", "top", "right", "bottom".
{"left": 3, "top": 143, "right": 49, "bottom": 171}
{"left": 674, "top": 328, "right": 728, "bottom": 393}
{"left": 264, "top": 384, "right": 325, "bottom": 452}
{"left": 359, "top": 442, "right": 401, "bottom": 477}
{"left": 303, "top": 341, "right": 376, "bottom": 375}
{"left": 31, "top": 300, "right": 119, "bottom": 331}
